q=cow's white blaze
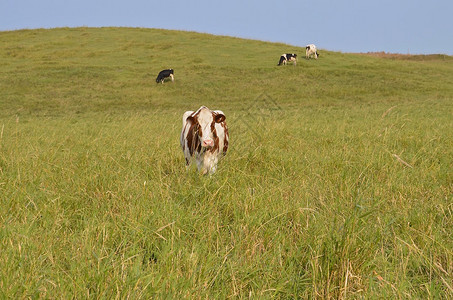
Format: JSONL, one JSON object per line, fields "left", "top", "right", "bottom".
{"left": 197, "top": 107, "right": 215, "bottom": 147}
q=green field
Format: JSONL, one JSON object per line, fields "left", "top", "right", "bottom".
{"left": 1, "top": 27, "right": 452, "bottom": 298}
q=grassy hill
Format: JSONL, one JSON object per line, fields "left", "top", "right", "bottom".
{"left": 0, "top": 27, "right": 452, "bottom": 298}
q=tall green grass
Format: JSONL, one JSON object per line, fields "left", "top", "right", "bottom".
{"left": 1, "top": 27, "right": 452, "bottom": 298}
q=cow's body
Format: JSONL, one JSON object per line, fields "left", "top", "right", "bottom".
{"left": 156, "top": 69, "right": 174, "bottom": 83}
{"left": 180, "top": 106, "right": 229, "bottom": 174}
{"left": 278, "top": 53, "right": 297, "bottom": 66}
{"left": 305, "top": 44, "right": 319, "bottom": 59}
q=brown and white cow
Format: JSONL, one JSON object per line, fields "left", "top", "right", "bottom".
{"left": 180, "top": 106, "right": 229, "bottom": 174}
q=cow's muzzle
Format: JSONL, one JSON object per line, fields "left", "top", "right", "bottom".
{"left": 202, "top": 139, "right": 214, "bottom": 148}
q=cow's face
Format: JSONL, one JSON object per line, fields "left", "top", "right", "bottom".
{"left": 187, "top": 107, "right": 225, "bottom": 149}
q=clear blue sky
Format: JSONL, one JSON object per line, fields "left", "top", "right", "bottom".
{"left": 1, "top": 0, "right": 452, "bottom": 55}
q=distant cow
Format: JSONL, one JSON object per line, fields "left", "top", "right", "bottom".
{"left": 306, "top": 44, "right": 319, "bottom": 59}
{"left": 156, "top": 69, "right": 174, "bottom": 83}
{"left": 278, "top": 53, "right": 297, "bottom": 66}
{"left": 180, "top": 106, "right": 229, "bottom": 174}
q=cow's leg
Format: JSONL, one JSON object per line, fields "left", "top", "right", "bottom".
{"left": 182, "top": 143, "right": 192, "bottom": 168}
{"left": 209, "top": 164, "right": 217, "bottom": 175}
{"left": 209, "top": 156, "right": 218, "bottom": 174}
{"left": 184, "top": 158, "right": 191, "bottom": 171}
{"left": 205, "top": 153, "right": 219, "bottom": 175}
{"left": 196, "top": 156, "right": 205, "bottom": 173}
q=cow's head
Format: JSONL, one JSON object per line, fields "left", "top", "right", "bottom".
{"left": 187, "top": 106, "right": 225, "bottom": 149}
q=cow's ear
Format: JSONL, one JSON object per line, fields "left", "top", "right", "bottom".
{"left": 186, "top": 115, "right": 196, "bottom": 124}
{"left": 214, "top": 113, "right": 225, "bottom": 123}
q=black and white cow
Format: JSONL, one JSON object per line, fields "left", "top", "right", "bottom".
{"left": 156, "top": 69, "right": 174, "bottom": 83}
{"left": 180, "top": 106, "right": 229, "bottom": 175}
{"left": 278, "top": 53, "right": 297, "bottom": 66}
{"left": 305, "top": 44, "right": 319, "bottom": 59}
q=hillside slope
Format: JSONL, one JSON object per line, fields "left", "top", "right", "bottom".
{"left": 2, "top": 27, "right": 452, "bottom": 116}
{"left": 0, "top": 28, "right": 452, "bottom": 298}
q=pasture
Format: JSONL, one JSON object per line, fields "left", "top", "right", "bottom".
{"left": 0, "top": 27, "right": 452, "bottom": 298}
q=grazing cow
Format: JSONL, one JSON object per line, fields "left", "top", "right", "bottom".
{"left": 306, "top": 44, "right": 319, "bottom": 59}
{"left": 180, "top": 106, "right": 229, "bottom": 175}
{"left": 156, "top": 69, "right": 174, "bottom": 83}
{"left": 277, "top": 53, "right": 297, "bottom": 66}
